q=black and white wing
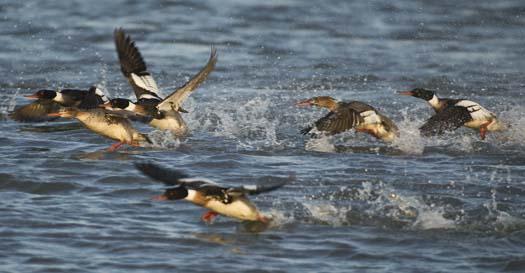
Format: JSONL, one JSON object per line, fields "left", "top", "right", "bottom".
{"left": 135, "top": 162, "right": 219, "bottom": 188}
{"left": 419, "top": 105, "right": 472, "bottom": 136}
{"left": 157, "top": 46, "right": 218, "bottom": 113}
{"left": 114, "top": 28, "right": 162, "bottom": 102}
{"left": 226, "top": 175, "right": 290, "bottom": 196}
{"left": 135, "top": 162, "right": 190, "bottom": 186}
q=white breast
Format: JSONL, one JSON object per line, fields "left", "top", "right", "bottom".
{"left": 455, "top": 100, "right": 495, "bottom": 121}
{"left": 203, "top": 198, "right": 261, "bottom": 221}
{"left": 149, "top": 114, "right": 187, "bottom": 135}
{"left": 76, "top": 111, "right": 135, "bottom": 143}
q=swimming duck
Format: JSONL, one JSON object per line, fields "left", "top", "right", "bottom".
{"left": 11, "top": 86, "right": 109, "bottom": 122}
{"left": 135, "top": 162, "right": 288, "bottom": 223}
{"left": 101, "top": 28, "right": 217, "bottom": 136}
{"left": 49, "top": 108, "right": 150, "bottom": 151}
{"left": 297, "top": 96, "right": 398, "bottom": 142}
{"left": 399, "top": 88, "right": 505, "bottom": 139}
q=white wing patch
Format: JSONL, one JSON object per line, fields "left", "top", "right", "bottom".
{"left": 360, "top": 110, "right": 381, "bottom": 124}
{"left": 428, "top": 95, "right": 440, "bottom": 109}
{"left": 95, "top": 87, "right": 109, "bottom": 103}
{"left": 131, "top": 73, "right": 160, "bottom": 94}
{"left": 242, "top": 185, "right": 257, "bottom": 191}
{"left": 179, "top": 177, "right": 219, "bottom": 186}
{"left": 455, "top": 100, "right": 495, "bottom": 120}
{"left": 53, "top": 92, "right": 65, "bottom": 103}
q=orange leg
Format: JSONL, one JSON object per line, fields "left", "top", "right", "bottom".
{"left": 201, "top": 210, "right": 219, "bottom": 223}
{"left": 107, "top": 142, "right": 124, "bottom": 152}
{"left": 479, "top": 121, "right": 492, "bottom": 140}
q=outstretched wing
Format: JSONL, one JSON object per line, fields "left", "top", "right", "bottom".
{"left": 419, "top": 106, "right": 472, "bottom": 136}
{"left": 227, "top": 175, "right": 291, "bottom": 196}
{"left": 9, "top": 100, "right": 62, "bottom": 122}
{"left": 135, "top": 162, "right": 218, "bottom": 189}
{"left": 114, "top": 28, "right": 162, "bottom": 101}
{"left": 157, "top": 46, "right": 218, "bottom": 113}
{"left": 135, "top": 162, "right": 190, "bottom": 186}
{"left": 313, "top": 107, "right": 361, "bottom": 135}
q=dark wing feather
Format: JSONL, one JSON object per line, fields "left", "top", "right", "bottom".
{"left": 114, "top": 28, "right": 147, "bottom": 77}
{"left": 135, "top": 162, "right": 190, "bottom": 186}
{"left": 314, "top": 107, "right": 361, "bottom": 135}
{"left": 157, "top": 46, "right": 218, "bottom": 112}
{"left": 9, "top": 101, "right": 62, "bottom": 122}
{"left": 76, "top": 86, "right": 105, "bottom": 109}
{"left": 114, "top": 28, "right": 161, "bottom": 101}
{"left": 419, "top": 106, "right": 472, "bottom": 136}
{"left": 227, "top": 175, "right": 291, "bottom": 196}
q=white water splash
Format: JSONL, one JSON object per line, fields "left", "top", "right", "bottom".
{"left": 304, "top": 134, "right": 336, "bottom": 153}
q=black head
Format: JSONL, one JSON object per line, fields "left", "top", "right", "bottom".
{"left": 399, "top": 88, "right": 435, "bottom": 101}
{"left": 108, "top": 98, "right": 131, "bottom": 109}
{"left": 25, "top": 89, "right": 57, "bottom": 100}
{"left": 163, "top": 186, "right": 188, "bottom": 200}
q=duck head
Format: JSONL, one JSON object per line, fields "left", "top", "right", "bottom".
{"left": 398, "top": 88, "right": 435, "bottom": 101}
{"left": 296, "top": 96, "right": 338, "bottom": 110}
{"left": 100, "top": 98, "right": 135, "bottom": 111}
{"left": 25, "top": 89, "right": 57, "bottom": 100}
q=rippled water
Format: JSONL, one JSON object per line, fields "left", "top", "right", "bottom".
{"left": 1, "top": 0, "right": 525, "bottom": 272}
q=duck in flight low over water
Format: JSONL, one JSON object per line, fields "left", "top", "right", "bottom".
{"left": 297, "top": 96, "right": 399, "bottom": 142}
{"left": 399, "top": 88, "right": 506, "bottom": 139}
{"left": 48, "top": 108, "right": 151, "bottom": 152}
{"left": 135, "top": 162, "right": 289, "bottom": 223}
{"left": 101, "top": 28, "right": 217, "bottom": 136}
{"left": 10, "top": 86, "right": 108, "bottom": 122}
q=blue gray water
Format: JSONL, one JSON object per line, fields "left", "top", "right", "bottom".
{"left": 1, "top": 0, "right": 525, "bottom": 272}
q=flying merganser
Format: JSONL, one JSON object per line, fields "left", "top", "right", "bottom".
{"left": 11, "top": 86, "right": 109, "bottom": 122}
{"left": 25, "top": 86, "right": 108, "bottom": 109}
{"left": 101, "top": 28, "right": 217, "bottom": 136}
{"left": 297, "top": 96, "right": 399, "bottom": 142}
{"left": 399, "top": 88, "right": 505, "bottom": 139}
{"left": 135, "top": 162, "right": 288, "bottom": 223}
{"left": 48, "top": 108, "right": 150, "bottom": 151}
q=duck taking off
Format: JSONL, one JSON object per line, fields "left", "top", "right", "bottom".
{"left": 297, "top": 96, "right": 398, "bottom": 142}
{"left": 11, "top": 86, "right": 108, "bottom": 122}
{"left": 49, "top": 108, "right": 150, "bottom": 152}
{"left": 101, "top": 28, "right": 217, "bottom": 136}
{"left": 399, "top": 88, "right": 505, "bottom": 139}
{"left": 135, "top": 162, "right": 289, "bottom": 223}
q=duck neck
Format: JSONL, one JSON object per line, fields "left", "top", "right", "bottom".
{"left": 320, "top": 98, "right": 339, "bottom": 111}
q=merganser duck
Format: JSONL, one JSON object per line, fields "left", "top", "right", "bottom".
{"left": 25, "top": 86, "right": 109, "bottom": 109}
{"left": 135, "top": 162, "right": 287, "bottom": 223}
{"left": 48, "top": 108, "right": 150, "bottom": 151}
{"left": 101, "top": 28, "right": 217, "bottom": 136}
{"left": 11, "top": 86, "right": 109, "bottom": 122}
{"left": 399, "top": 88, "right": 505, "bottom": 139}
{"left": 297, "top": 96, "right": 398, "bottom": 142}
{"left": 10, "top": 100, "right": 61, "bottom": 122}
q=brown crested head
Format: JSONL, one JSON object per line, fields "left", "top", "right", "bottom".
{"left": 296, "top": 96, "right": 338, "bottom": 110}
